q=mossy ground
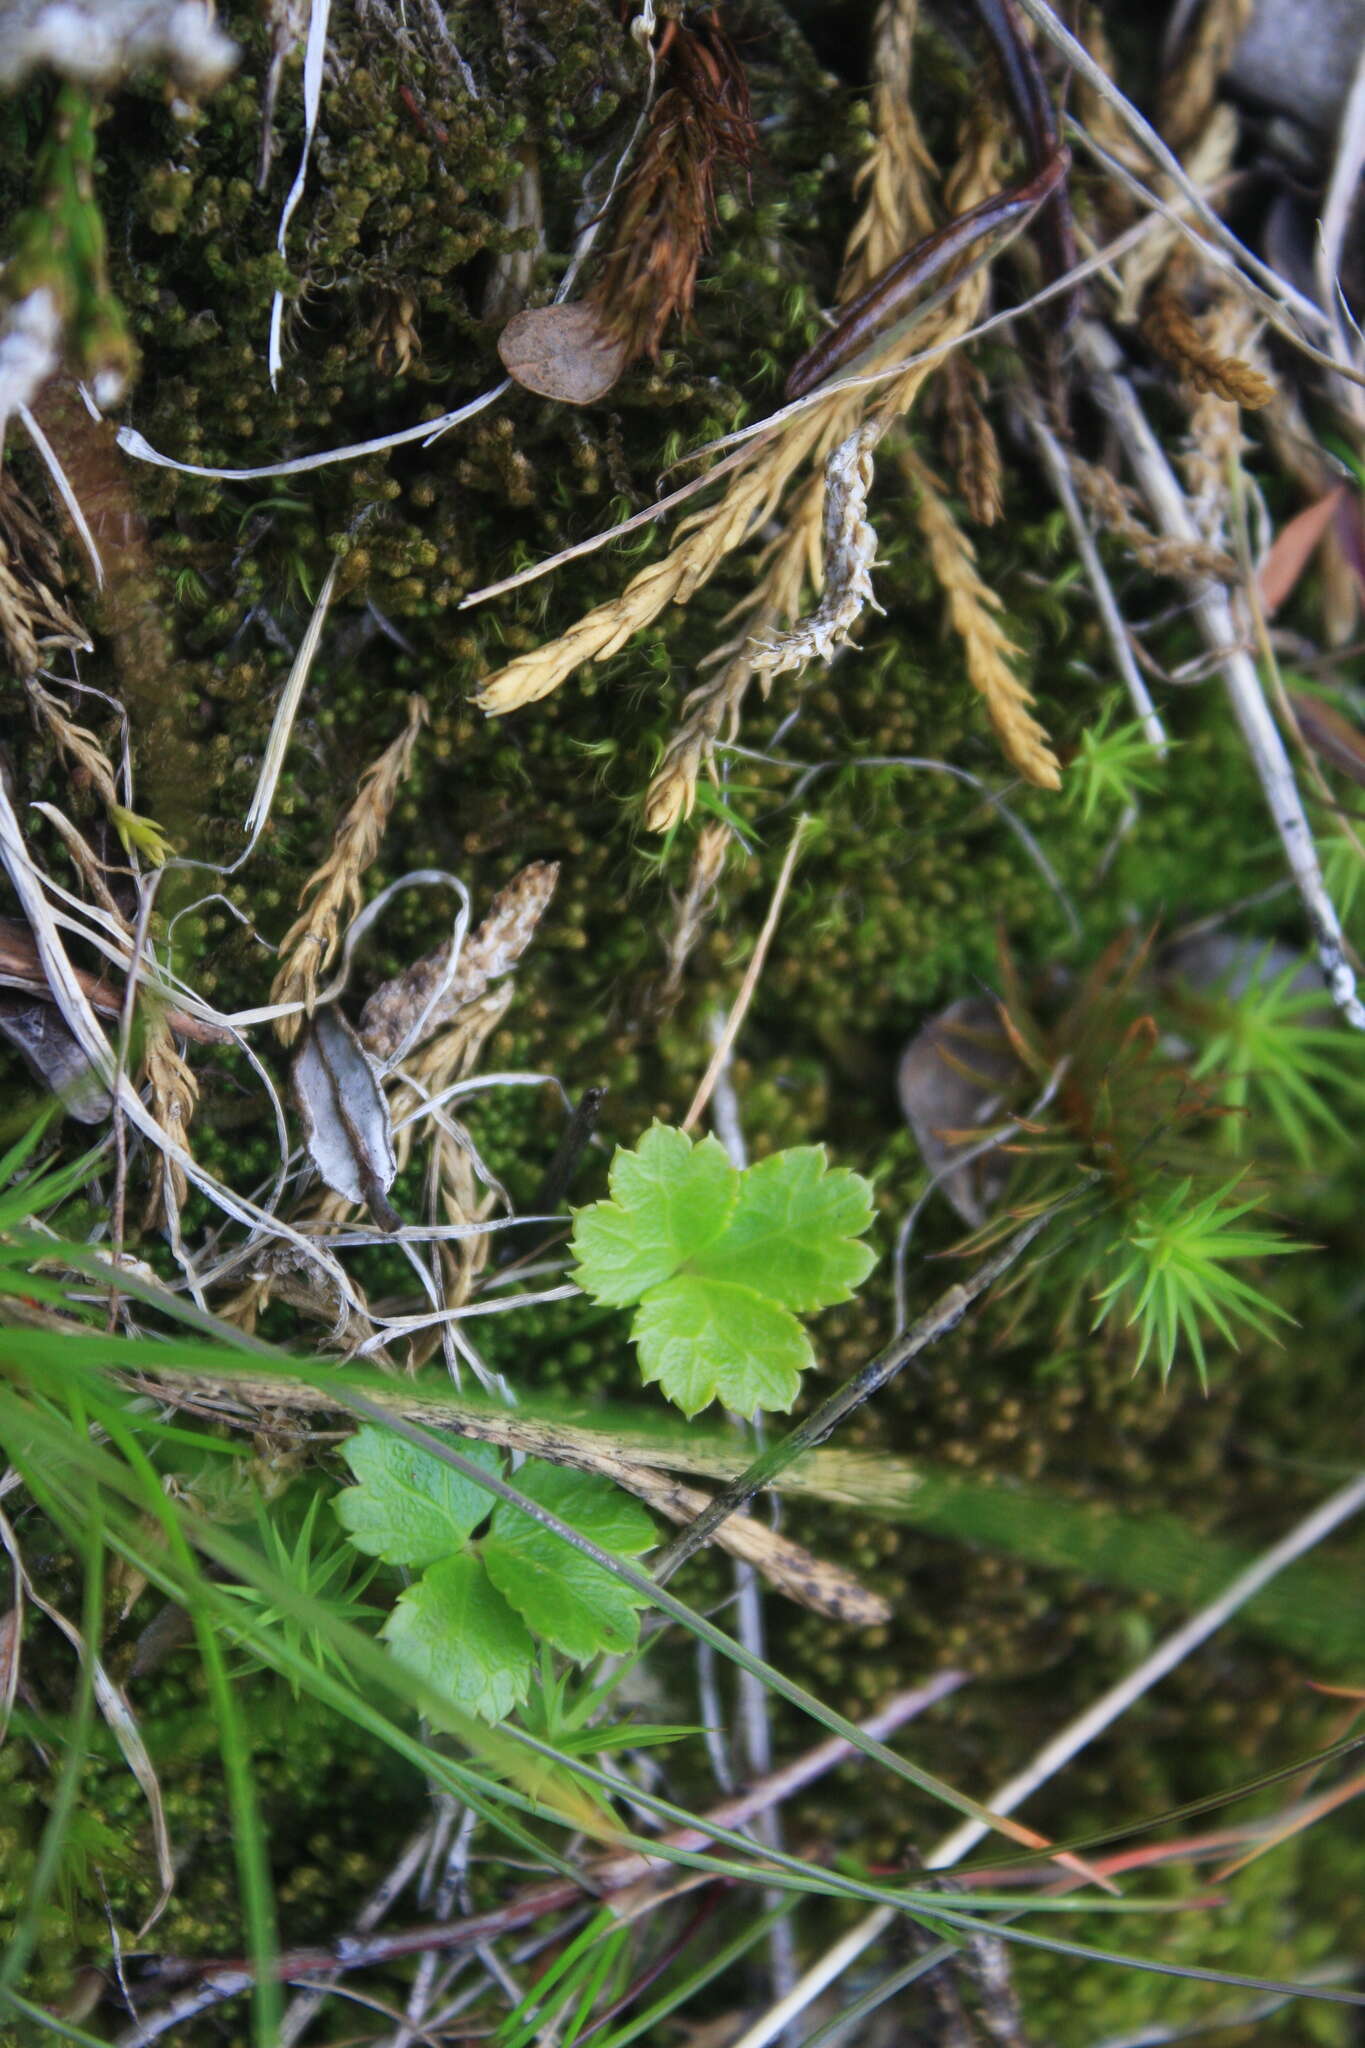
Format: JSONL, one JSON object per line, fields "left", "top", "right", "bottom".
{"left": 1, "top": 2, "right": 1363, "bottom": 2039}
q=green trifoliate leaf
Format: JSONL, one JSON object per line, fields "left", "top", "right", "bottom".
{"left": 689, "top": 1146, "right": 877, "bottom": 1310}
{"left": 381, "top": 1552, "right": 533, "bottom": 1722}
{"left": 634, "top": 1278, "right": 811, "bottom": 1418}
{"left": 335, "top": 1426, "right": 501, "bottom": 1567}
{"left": 571, "top": 1122, "right": 737, "bottom": 1307}
{"left": 483, "top": 1464, "right": 656, "bottom": 1662}
{"left": 570, "top": 1125, "right": 877, "bottom": 1417}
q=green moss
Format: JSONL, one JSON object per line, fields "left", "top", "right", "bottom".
{"left": 2, "top": 2, "right": 1362, "bottom": 2037}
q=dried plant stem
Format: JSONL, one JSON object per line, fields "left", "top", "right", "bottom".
{"left": 903, "top": 447, "right": 1062, "bottom": 789}
{"left": 928, "top": 1471, "right": 1365, "bottom": 1867}
{"left": 1024, "top": 409, "right": 1166, "bottom": 753}
{"left": 1069, "top": 452, "right": 1238, "bottom": 584}
{"left": 681, "top": 815, "right": 810, "bottom": 1134}
{"left": 270, "top": 694, "right": 429, "bottom": 1044}
{"left": 1078, "top": 320, "right": 1365, "bottom": 1029}
{"left": 125, "top": 1360, "right": 885, "bottom": 1625}
{"left": 652, "top": 1183, "right": 1090, "bottom": 1582}
{"left": 656, "top": 821, "right": 731, "bottom": 1010}
{"left": 735, "top": 1472, "right": 1365, "bottom": 2048}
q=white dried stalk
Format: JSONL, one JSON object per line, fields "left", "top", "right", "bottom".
{"left": 267, "top": 0, "right": 330, "bottom": 388}
{"left": 748, "top": 427, "right": 882, "bottom": 680}
{"left": 1025, "top": 407, "right": 1167, "bottom": 754}
{"left": 17, "top": 402, "right": 104, "bottom": 586}
{"left": 0, "top": 775, "right": 366, "bottom": 1303}
{"left": 241, "top": 554, "right": 338, "bottom": 853}
{"left": 1078, "top": 320, "right": 1365, "bottom": 1030}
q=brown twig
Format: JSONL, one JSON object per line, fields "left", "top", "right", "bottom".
{"left": 116, "top": 1676, "right": 965, "bottom": 2030}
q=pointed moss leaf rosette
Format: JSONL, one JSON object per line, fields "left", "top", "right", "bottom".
{"left": 335, "top": 1427, "right": 655, "bottom": 1722}
{"left": 571, "top": 1123, "right": 877, "bottom": 1417}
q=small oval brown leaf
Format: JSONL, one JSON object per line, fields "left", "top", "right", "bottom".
{"left": 498, "top": 304, "right": 629, "bottom": 406}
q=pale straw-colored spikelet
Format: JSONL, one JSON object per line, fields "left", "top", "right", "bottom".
{"left": 388, "top": 984, "right": 513, "bottom": 1328}
{"left": 270, "top": 693, "right": 429, "bottom": 1044}
{"left": 943, "top": 354, "right": 1003, "bottom": 526}
{"left": 26, "top": 678, "right": 122, "bottom": 813}
{"left": 475, "top": 401, "right": 840, "bottom": 718}
{"left": 1142, "top": 277, "right": 1274, "bottom": 409}
{"left": 904, "top": 448, "right": 1062, "bottom": 791}
{"left": 838, "top": 0, "right": 935, "bottom": 300}
{"left": 142, "top": 1021, "right": 199, "bottom": 1225}
{"left": 1070, "top": 452, "right": 1238, "bottom": 583}
{"left": 1156, "top": 0, "right": 1255, "bottom": 153}
{"left": 642, "top": 111, "right": 1002, "bottom": 828}
{"left": 1181, "top": 292, "right": 1265, "bottom": 535}
{"left": 359, "top": 859, "right": 557, "bottom": 1061}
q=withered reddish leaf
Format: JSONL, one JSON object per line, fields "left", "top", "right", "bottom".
{"left": 293, "top": 1006, "right": 400, "bottom": 1229}
{"left": 0, "top": 916, "right": 228, "bottom": 1043}
{"left": 1257, "top": 485, "right": 1344, "bottom": 614}
{"left": 498, "top": 305, "right": 629, "bottom": 406}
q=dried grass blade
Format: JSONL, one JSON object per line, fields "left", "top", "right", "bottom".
{"left": 242, "top": 554, "right": 338, "bottom": 852}
{"left": 267, "top": 0, "right": 330, "bottom": 388}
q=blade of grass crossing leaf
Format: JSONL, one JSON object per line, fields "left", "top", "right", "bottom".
{"left": 0, "top": 1383, "right": 602, "bottom": 1876}
{"left": 342, "top": 1395, "right": 1083, "bottom": 1866}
